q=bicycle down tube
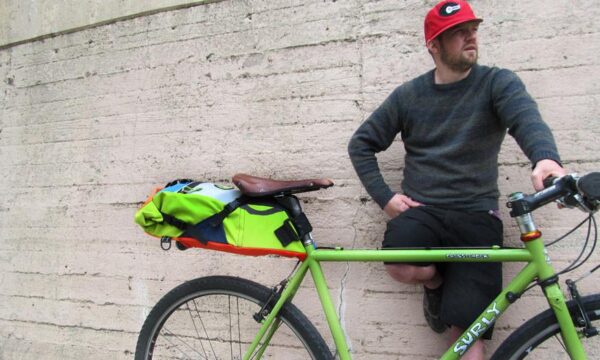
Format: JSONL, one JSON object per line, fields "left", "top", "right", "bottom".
{"left": 244, "top": 240, "right": 588, "bottom": 360}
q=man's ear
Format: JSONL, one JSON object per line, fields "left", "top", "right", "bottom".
{"left": 426, "top": 39, "right": 439, "bottom": 55}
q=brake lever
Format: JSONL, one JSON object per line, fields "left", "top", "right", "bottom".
{"left": 572, "top": 193, "right": 594, "bottom": 213}
{"left": 543, "top": 174, "right": 590, "bottom": 212}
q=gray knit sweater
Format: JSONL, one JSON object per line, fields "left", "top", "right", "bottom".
{"left": 348, "top": 64, "right": 561, "bottom": 211}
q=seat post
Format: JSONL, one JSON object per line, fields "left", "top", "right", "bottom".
{"left": 276, "top": 196, "right": 315, "bottom": 246}
{"left": 275, "top": 195, "right": 303, "bottom": 218}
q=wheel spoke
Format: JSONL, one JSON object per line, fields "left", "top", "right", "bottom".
{"left": 187, "top": 300, "right": 209, "bottom": 359}
{"left": 237, "top": 297, "right": 242, "bottom": 359}
{"left": 552, "top": 333, "right": 568, "bottom": 353}
{"left": 229, "top": 295, "right": 234, "bottom": 359}
{"left": 159, "top": 324, "right": 208, "bottom": 359}
{"left": 192, "top": 298, "right": 218, "bottom": 358}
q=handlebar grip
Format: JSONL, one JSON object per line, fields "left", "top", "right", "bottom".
{"left": 578, "top": 172, "right": 600, "bottom": 201}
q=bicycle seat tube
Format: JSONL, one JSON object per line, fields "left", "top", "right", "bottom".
{"left": 276, "top": 195, "right": 316, "bottom": 247}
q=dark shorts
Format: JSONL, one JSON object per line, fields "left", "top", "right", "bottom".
{"left": 383, "top": 206, "right": 503, "bottom": 339}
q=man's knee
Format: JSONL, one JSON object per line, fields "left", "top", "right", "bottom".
{"left": 385, "top": 263, "right": 437, "bottom": 284}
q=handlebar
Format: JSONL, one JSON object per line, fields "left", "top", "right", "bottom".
{"left": 507, "top": 173, "right": 600, "bottom": 217}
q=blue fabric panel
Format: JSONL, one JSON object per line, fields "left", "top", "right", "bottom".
{"left": 182, "top": 220, "right": 228, "bottom": 244}
{"left": 162, "top": 182, "right": 189, "bottom": 193}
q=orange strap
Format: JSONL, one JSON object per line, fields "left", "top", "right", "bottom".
{"left": 176, "top": 237, "right": 307, "bottom": 261}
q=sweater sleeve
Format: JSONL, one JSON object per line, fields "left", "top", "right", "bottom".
{"left": 492, "top": 69, "right": 562, "bottom": 167}
{"left": 348, "top": 88, "right": 404, "bottom": 209}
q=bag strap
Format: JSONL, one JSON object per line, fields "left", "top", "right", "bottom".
{"left": 164, "top": 179, "right": 195, "bottom": 188}
{"left": 289, "top": 212, "right": 312, "bottom": 239}
{"left": 160, "top": 213, "right": 190, "bottom": 230}
{"left": 274, "top": 211, "right": 313, "bottom": 247}
{"left": 159, "top": 196, "right": 250, "bottom": 243}
{"left": 205, "top": 196, "right": 249, "bottom": 227}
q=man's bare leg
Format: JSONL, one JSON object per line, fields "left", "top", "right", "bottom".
{"left": 386, "top": 263, "right": 446, "bottom": 332}
{"left": 385, "top": 263, "right": 443, "bottom": 289}
{"left": 449, "top": 326, "right": 485, "bottom": 360}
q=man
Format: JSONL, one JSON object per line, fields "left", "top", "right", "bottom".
{"left": 347, "top": 1, "right": 566, "bottom": 359}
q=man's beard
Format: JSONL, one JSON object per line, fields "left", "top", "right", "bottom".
{"left": 439, "top": 43, "right": 478, "bottom": 72}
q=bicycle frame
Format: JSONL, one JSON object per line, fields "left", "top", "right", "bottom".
{"left": 244, "top": 236, "right": 588, "bottom": 360}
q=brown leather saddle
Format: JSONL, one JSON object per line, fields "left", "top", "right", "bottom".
{"left": 232, "top": 173, "right": 334, "bottom": 197}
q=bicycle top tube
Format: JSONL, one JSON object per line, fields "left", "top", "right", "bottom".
{"left": 307, "top": 246, "right": 532, "bottom": 263}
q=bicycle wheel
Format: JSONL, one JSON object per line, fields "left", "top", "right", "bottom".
{"left": 135, "top": 276, "right": 332, "bottom": 360}
{"left": 491, "top": 294, "right": 600, "bottom": 359}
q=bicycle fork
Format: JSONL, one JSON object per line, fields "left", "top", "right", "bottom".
{"left": 530, "top": 236, "right": 588, "bottom": 360}
{"left": 509, "top": 192, "right": 588, "bottom": 359}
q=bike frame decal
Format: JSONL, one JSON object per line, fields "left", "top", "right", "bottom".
{"left": 442, "top": 262, "right": 537, "bottom": 359}
{"left": 446, "top": 253, "right": 489, "bottom": 260}
{"left": 452, "top": 302, "right": 499, "bottom": 355}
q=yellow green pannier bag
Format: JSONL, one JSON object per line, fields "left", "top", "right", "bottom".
{"left": 134, "top": 180, "right": 307, "bottom": 260}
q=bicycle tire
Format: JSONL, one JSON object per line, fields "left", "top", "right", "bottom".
{"left": 491, "top": 294, "right": 600, "bottom": 359}
{"left": 135, "top": 276, "right": 332, "bottom": 360}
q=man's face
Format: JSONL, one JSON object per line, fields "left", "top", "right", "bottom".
{"left": 435, "top": 21, "right": 480, "bottom": 72}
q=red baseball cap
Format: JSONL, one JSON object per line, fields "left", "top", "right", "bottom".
{"left": 424, "top": 0, "right": 483, "bottom": 44}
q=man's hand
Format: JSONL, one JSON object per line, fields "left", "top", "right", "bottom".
{"left": 383, "top": 194, "right": 423, "bottom": 218}
{"left": 531, "top": 159, "right": 567, "bottom": 191}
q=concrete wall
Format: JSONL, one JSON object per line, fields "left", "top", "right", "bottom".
{"left": 0, "top": 0, "right": 217, "bottom": 47}
{"left": 1, "top": 0, "right": 599, "bottom": 359}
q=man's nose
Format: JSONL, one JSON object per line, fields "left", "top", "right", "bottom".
{"left": 465, "top": 29, "right": 477, "bottom": 42}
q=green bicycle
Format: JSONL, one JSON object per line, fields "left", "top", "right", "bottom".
{"left": 135, "top": 172, "right": 600, "bottom": 359}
